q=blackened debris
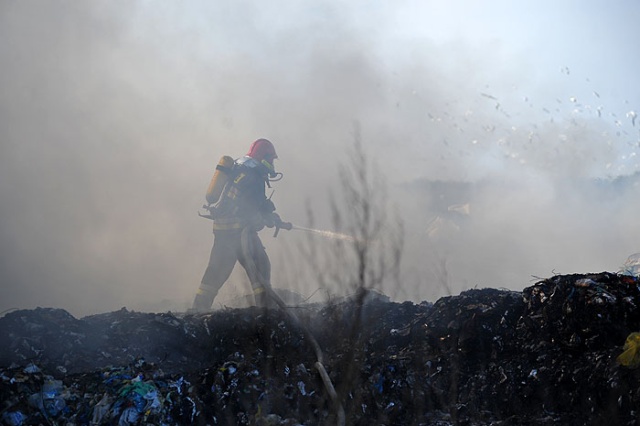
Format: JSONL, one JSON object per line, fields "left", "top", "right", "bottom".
{"left": 2, "top": 272, "right": 640, "bottom": 425}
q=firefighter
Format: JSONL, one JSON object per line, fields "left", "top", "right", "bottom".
{"left": 192, "top": 138, "right": 292, "bottom": 311}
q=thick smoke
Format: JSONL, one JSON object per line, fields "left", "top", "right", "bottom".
{"left": 1, "top": 1, "right": 638, "bottom": 316}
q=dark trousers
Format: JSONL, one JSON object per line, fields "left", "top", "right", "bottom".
{"left": 192, "top": 229, "right": 271, "bottom": 311}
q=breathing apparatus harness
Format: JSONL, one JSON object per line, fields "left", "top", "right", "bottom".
{"left": 198, "top": 155, "right": 287, "bottom": 236}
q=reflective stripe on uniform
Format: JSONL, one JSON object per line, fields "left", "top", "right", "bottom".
{"left": 212, "top": 221, "right": 245, "bottom": 230}
{"left": 196, "top": 286, "right": 217, "bottom": 296}
{"left": 211, "top": 216, "right": 248, "bottom": 230}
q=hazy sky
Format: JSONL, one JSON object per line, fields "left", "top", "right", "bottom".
{"left": 1, "top": 1, "right": 638, "bottom": 317}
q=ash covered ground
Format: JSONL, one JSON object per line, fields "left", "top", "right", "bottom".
{"left": 2, "top": 272, "right": 640, "bottom": 425}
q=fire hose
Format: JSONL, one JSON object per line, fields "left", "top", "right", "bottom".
{"left": 240, "top": 227, "right": 346, "bottom": 426}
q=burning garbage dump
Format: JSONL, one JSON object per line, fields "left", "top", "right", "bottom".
{"left": 2, "top": 270, "right": 640, "bottom": 425}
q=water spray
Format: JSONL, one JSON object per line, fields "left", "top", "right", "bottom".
{"left": 291, "top": 225, "right": 359, "bottom": 243}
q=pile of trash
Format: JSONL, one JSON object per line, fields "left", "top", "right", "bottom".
{"left": 2, "top": 271, "right": 640, "bottom": 425}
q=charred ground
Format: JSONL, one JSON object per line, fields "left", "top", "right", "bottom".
{"left": 2, "top": 272, "right": 640, "bottom": 425}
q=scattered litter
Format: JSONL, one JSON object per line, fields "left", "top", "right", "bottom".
{"left": 1, "top": 272, "right": 640, "bottom": 424}
{"left": 620, "top": 252, "right": 640, "bottom": 277}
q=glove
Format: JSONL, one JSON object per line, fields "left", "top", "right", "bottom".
{"left": 279, "top": 221, "right": 293, "bottom": 230}
{"left": 272, "top": 213, "right": 292, "bottom": 230}
{"left": 262, "top": 199, "right": 276, "bottom": 213}
{"left": 264, "top": 212, "right": 280, "bottom": 229}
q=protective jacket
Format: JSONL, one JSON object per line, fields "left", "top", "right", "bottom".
{"left": 210, "top": 157, "right": 276, "bottom": 231}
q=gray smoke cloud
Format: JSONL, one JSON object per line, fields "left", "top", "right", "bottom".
{"left": 1, "top": 1, "right": 638, "bottom": 317}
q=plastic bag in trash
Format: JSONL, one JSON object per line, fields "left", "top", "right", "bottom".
{"left": 28, "top": 379, "right": 67, "bottom": 418}
{"left": 617, "top": 332, "right": 640, "bottom": 367}
{"left": 619, "top": 253, "right": 640, "bottom": 277}
{"left": 1, "top": 411, "right": 27, "bottom": 426}
{"left": 91, "top": 393, "right": 112, "bottom": 424}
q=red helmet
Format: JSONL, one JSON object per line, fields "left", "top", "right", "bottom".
{"left": 246, "top": 138, "right": 278, "bottom": 164}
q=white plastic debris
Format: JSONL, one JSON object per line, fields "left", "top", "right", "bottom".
{"left": 620, "top": 253, "right": 640, "bottom": 277}
{"left": 23, "top": 364, "right": 40, "bottom": 374}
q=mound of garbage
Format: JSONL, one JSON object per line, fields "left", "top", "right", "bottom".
{"left": 2, "top": 271, "right": 640, "bottom": 425}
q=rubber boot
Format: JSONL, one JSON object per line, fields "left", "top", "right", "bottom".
{"left": 191, "top": 288, "right": 217, "bottom": 312}
{"left": 253, "top": 287, "right": 278, "bottom": 309}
